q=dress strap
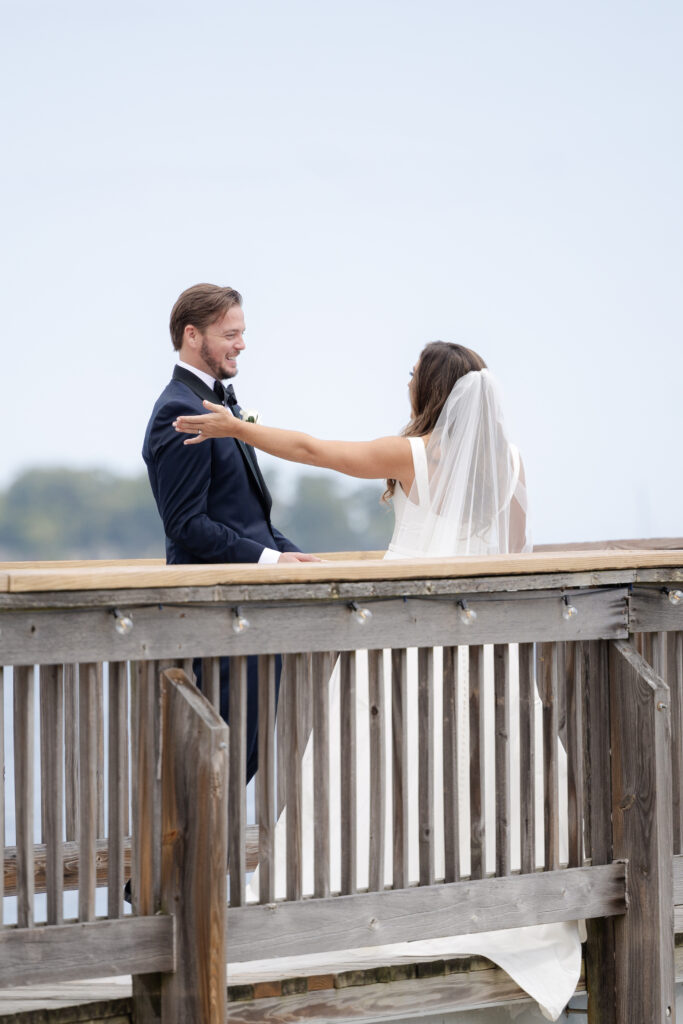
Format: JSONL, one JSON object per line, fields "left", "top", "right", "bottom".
{"left": 408, "top": 436, "right": 431, "bottom": 507}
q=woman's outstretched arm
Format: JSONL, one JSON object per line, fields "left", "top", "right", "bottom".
{"left": 173, "top": 401, "right": 414, "bottom": 484}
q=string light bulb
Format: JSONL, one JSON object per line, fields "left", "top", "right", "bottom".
{"left": 663, "top": 588, "right": 683, "bottom": 606}
{"left": 112, "top": 609, "right": 134, "bottom": 636}
{"left": 232, "top": 608, "right": 251, "bottom": 634}
{"left": 348, "top": 601, "right": 373, "bottom": 625}
{"left": 562, "top": 596, "right": 578, "bottom": 621}
{"left": 457, "top": 599, "right": 477, "bottom": 624}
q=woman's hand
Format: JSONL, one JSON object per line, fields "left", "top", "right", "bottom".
{"left": 173, "top": 401, "right": 238, "bottom": 445}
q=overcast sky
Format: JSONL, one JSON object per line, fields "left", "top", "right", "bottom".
{"left": 1, "top": 0, "right": 681, "bottom": 544}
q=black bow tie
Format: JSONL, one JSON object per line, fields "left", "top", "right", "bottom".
{"left": 213, "top": 380, "right": 239, "bottom": 411}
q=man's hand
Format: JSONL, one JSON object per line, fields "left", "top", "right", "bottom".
{"left": 278, "top": 552, "right": 322, "bottom": 563}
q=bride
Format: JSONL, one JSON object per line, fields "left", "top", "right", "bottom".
{"left": 174, "top": 341, "right": 579, "bottom": 1022}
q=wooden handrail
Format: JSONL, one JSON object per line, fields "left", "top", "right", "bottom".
{"left": 1, "top": 546, "right": 683, "bottom": 593}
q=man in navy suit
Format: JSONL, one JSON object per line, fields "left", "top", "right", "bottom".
{"left": 143, "top": 283, "right": 317, "bottom": 779}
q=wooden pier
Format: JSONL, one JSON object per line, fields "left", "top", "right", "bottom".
{"left": 1, "top": 544, "right": 682, "bottom": 1022}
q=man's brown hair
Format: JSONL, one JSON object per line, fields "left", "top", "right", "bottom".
{"left": 169, "top": 284, "right": 243, "bottom": 351}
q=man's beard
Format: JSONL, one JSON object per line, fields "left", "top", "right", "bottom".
{"left": 200, "top": 339, "right": 237, "bottom": 381}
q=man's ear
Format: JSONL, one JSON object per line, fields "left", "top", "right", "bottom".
{"left": 183, "top": 324, "right": 200, "bottom": 349}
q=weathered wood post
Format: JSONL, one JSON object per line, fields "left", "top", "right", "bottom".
{"left": 158, "top": 668, "right": 229, "bottom": 1024}
{"left": 609, "top": 640, "right": 675, "bottom": 1023}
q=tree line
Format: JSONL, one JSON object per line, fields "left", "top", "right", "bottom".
{"left": 0, "top": 467, "right": 393, "bottom": 560}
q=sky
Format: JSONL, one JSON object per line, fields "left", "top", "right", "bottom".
{"left": 1, "top": 0, "right": 681, "bottom": 544}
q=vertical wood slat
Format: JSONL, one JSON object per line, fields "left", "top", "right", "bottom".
{"left": 367, "top": 649, "right": 385, "bottom": 894}
{"left": 41, "top": 665, "right": 64, "bottom": 925}
{"left": 609, "top": 639, "right": 675, "bottom": 1022}
{"left": 312, "top": 651, "right": 330, "bottom": 899}
{"left": 417, "top": 647, "right": 434, "bottom": 886}
{"left": 79, "top": 663, "right": 98, "bottom": 922}
{"left": 228, "top": 656, "right": 247, "bottom": 907}
{"left": 518, "top": 643, "right": 535, "bottom": 875}
{"left": 494, "top": 644, "right": 510, "bottom": 877}
{"left": 566, "top": 643, "right": 585, "bottom": 868}
{"left": 131, "top": 660, "right": 162, "bottom": 918}
{"left": 538, "top": 642, "right": 560, "bottom": 870}
{"left": 108, "top": 662, "right": 128, "bottom": 919}
{"left": 276, "top": 661, "right": 288, "bottom": 818}
{"left": 96, "top": 664, "right": 105, "bottom": 839}
{"left": 442, "top": 646, "right": 459, "bottom": 883}
{"left": 340, "top": 651, "right": 357, "bottom": 896}
{"left": 14, "top": 665, "right": 34, "bottom": 929}
{"left": 40, "top": 674, "right": 47, "bottom": 843}
{"left": 391, "top": 648, "right": 409, "bottom": 890}
{"left": 257, "top": 654, "right": 277, "bottom": 904}
{"left": 282, "top": 654, "right": 302, "bottom": 903}
{"left": 0, "top": 666, "right": 3, "bottom": 924}
{"left": 64, "top": 664, "right": 79, "bottom": 842}
{"left": 641, "top": 631, "right": 653, "bottom": 666}
{"left": 584, "top": 640, "right": 616, "bottom": 1024}
{"left": 671, "top": 633, "right": 683, "bottom": 855}
{"left": 201, "top": 657, "right": 221, "bottom": 712}
{"left": 651, "top": 630, "right": 666, "bottom": 680}
{"left": 469, "top": 645, "right": 486, "bottom": 880}
{"left": 302, "top": 652, "right": 313, "bottom": 750}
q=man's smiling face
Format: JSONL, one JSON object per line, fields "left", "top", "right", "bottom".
{"left": 194, "top": 304, "right": 246, "bottom": 380}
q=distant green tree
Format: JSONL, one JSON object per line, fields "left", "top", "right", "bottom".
{"left": 0, "top": 468, "right": 163, "bottom": 559}
{"left": 0, "top": 467, "right": 394, "bottom": 560}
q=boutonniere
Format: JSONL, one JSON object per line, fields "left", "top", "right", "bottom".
{"left": 239, "top": 409, "right": 261, "bottom": 424}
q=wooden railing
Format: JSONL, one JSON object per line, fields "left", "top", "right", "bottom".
{"left": 1, "top": 547, "right": 683, "bottom": 1022}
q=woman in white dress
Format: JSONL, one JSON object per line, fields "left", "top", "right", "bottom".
{"left": 174, "top": 342, "right": 580, "bottom": 1022}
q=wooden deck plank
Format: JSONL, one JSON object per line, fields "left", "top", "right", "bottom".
{"left": 225, "top": 965, "right": 567, "bottom": 1023}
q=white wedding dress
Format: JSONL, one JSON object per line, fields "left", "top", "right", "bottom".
{"left": 245, "top": 373, "right": 581, "bottom": 1021}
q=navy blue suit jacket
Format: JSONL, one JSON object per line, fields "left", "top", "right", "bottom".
{"left": 142, "top": 366, "right": 298, "bottom": 564}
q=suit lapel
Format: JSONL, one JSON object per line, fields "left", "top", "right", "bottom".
{"left": 172, "top": 366, "right": 272, "bottom": 512}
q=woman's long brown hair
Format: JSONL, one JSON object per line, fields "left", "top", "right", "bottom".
{"left": 384, "top": 341, "right": 487, "bottom": 500}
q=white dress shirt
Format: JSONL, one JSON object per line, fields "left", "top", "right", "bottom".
{"left": 176, "top": 361, "right": 280, "bottom": 565}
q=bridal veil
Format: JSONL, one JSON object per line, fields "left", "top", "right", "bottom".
{"left": 388, "top": 369, "right": 531, "bottom": 557}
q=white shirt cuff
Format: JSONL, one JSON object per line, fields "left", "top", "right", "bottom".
{"left": 258, "top": 547, "right": 281, "bottom": 565}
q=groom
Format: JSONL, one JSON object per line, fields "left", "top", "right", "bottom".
{"left": 142, "top": 283, "right": 317, "bottom": 779}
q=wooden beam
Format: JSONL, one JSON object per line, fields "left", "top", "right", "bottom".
{"left": 227, "top": 863, "right": 626, "bottom": 963}
{"left": 0, "top": 588, "right": 629, "bottom": 665}
{"left": 0, "top": 916, "right": 174, "bottom": 987}
{"left": 630, "top": 586, "right": 683, "bottom": 634}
